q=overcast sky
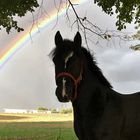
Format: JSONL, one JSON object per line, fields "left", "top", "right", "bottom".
{"left": 0, "top": 0, "right": 140, "bottom": 110}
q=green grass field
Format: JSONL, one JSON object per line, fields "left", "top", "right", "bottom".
{"left": 0, "top": 113, "right": 77, "bottom": 140}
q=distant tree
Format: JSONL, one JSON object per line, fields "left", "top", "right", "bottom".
{"left": 37, "top": 107, "right": 48, "bottom": 112}
{"left": 51, "top": 108, "right": 58, "bottom": 113}
{"left": 60, "top": 108, "right": 73, "bottom": 114}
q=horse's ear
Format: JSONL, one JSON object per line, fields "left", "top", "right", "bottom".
{"left": 74, "top": 32, "right": 82, "bottom": 47}
{"left": 55, "top": 31, "right": 63, "bottom": 46}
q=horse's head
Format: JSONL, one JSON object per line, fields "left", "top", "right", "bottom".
{"left": 52, "top": 31, "right": 83, "bottom": 102}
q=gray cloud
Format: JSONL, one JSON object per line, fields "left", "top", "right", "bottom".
{"left": 95, "top": 47, "right": 140, "bottom": 94}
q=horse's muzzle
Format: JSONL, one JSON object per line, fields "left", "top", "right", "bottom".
{"left": 55, "top": 79, "right": 74, "bottom": 102}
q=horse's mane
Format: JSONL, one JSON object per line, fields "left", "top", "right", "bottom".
{"left": 81, "top": 47, "right": 112, "bottom": 89}
{"left": 51, "top": 39, "right": 112, "bottom": 89}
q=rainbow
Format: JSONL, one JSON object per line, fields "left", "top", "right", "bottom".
{"left": 0, "top": 0, "right": 87, "bottom": 68}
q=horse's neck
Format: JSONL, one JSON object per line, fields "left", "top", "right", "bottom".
{"left": 73, "top": 68, "right": 106, "bottom": 116}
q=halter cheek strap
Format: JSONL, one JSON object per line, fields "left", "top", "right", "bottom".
{"left": 56, "top": 68, "right": 83, "bottom": 102}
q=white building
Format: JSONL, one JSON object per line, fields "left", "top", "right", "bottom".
{"left": 3, "top": 108, "right": 51, "bottom": 114}
{"left": 29, "top": 110, "right": 38, "bottom": 114}
{"left": 46, "top": 110, "right": 51, "bottom": 114}
{"left": 3, "top": 108, "right": 28, "bottom": 114}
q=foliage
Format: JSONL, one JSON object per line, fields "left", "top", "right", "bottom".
{"left": 130, "top": 30, "right": 140, "bottom": 51}
{"left": 60, "top": 109, "right": 73, "bottom": 114}
{"left": 1, "top": 0, "right": 140, "bottom": 33}
{"left": 0, "top": 0, "right": 39, "bottom": 33}
{"left": 51, "top": 109, "right": 58, "bottom": 113}
{"left": 94, "top": 0, "right": 140, "bottom": 30}
{"left": 130, "top": 44, "right": 140, "bottom": 51}
{"left": 133, "top": 30, "right": 140, "bottom": 40}
{"left": 37, "top": 107, "right": 48, "bottom": 111}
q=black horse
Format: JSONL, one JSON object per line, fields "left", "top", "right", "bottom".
{"left": 51, "top": 31, "right": 140, "bottom": 140}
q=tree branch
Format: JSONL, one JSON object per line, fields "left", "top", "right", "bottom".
{"left": 66, "top": 0, "right": 132, "bottom": 45}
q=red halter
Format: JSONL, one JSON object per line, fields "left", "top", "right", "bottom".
{"left": 56, "top": 65, "right": 83, "bottom": 102}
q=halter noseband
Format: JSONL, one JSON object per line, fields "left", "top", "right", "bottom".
{"left": 56, "top": 64, "right": 83, "bottom": 102}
